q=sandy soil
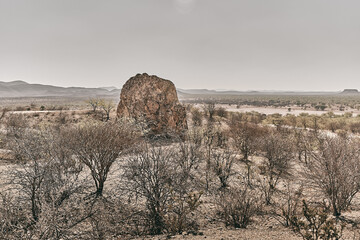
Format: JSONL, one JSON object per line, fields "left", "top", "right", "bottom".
{"left": 133, "top": 227, "right": 302, "bottom": 240}
{"left": 2, "top": 150, "right": 360, "bottom": 240}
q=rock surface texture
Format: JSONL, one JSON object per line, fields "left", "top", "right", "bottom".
{"left": 117, "top": 73, "right": 187, "bottom": 137}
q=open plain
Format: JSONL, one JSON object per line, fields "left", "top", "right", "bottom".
{"left": 2, "top": 91, "right": 360, "bottom": 239}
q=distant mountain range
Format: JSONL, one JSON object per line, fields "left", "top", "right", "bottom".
{"left": 0, "top": 80, "right": 121, "bottom": 98}
{"left": 176, "top": 89, "right": 347, "bottom": 96}
{"left": 0, "top": 80, "right": 357, "bottom": 98}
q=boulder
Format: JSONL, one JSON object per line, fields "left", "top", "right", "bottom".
{"left": 117, "top": 73, "right": 187, "bottom": 137}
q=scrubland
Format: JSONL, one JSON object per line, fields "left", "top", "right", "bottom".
{"left": 1, "top": 96, "right": 360, "bottom": 239}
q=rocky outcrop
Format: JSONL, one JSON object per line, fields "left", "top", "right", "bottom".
{"left": 117, "top": 73, "right": 187, "bottom": 137}
{"left": 341, "top": 89, "right": 359, "bottom": 95}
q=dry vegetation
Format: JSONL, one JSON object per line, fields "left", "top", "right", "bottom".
{"left": 1, "top": 97, "right": 360, "bottom": 239}
{"left": 182, "top": 94, "right": 360, "bottom": 111}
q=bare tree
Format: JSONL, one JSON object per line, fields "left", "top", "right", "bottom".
{"left": 0, "top": 193, "right": 31, "bottom": 239}
{"left": 87, "top": 98, "right": 101, "bottom": 112}
{"left": 5, "top": 127, "right": 92, "bottom": 239}
{"left": 203, "top": 103, "right": 216, "bottom": 121}
{"left": 290, "top": 200, "right": 344, "bottom": 240}
{"left": 216, "top": 185, "right": 262, "bottom": 228}
{"left": 230, "top": 121, "right": 259, "bottom": 162}
{"left": 191, "top": 107, "right": 202, "bottom": 127}
{"left": 0, "top": 108, "right": 8, "bottom": 122}
{"left": 211, "top": 149, "right": 236, "bottom": 189}
{"left": 257, "top": 132, "right": 294, "bottom": 205}
{"left": 7, "top": 129, "right": 52, "bottom": 222}
{"left": 202, "top": 124, "right": 228, "bottom": 191}
{"left": 167, "top": 140, "right": 203, "bottom": 234}
{"left": 99, "top": 99, "right": 115, "bottom": 121}
{"left": 304, "top": 136, "right": 360, "bottom": 216}
{"left": 4, "top": 113, "right": 28, "bottom": 140}
{"left": 230, "top": 121, "right": 267, "bottom": 186}
{"left": 68, "top": 120, "right": 139, "bottom": 197}
{"left": 293, "top": 130, "right": 308, "bottom": 163}
{"left": 124, "top": 144, "right": 203, "bottom": 235}
{"left": 348, "top": 121, "right": 360, "bottom": 134}
{"left": 216, "top": 106, "right": 227, "bottom": 118}
{"left": 299, "top": 113, "right": 309, "bottom": 130}
{"left": 124, "top": 145, "right": 175, "bottom": 235}
{"left": 273, "top": 181, "right": 303, "bottom": 227}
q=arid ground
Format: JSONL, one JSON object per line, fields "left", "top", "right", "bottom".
{"left": 1, "top": 95, "right": 360, "bottom": 239}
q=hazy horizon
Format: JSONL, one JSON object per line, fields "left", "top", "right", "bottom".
{"left": 1, "top": 0, "right": 360, "bottom": 91}
{"left": 0, "top": 78, "right": 355, "bottom": 93}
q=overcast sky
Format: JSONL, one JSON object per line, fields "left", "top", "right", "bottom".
{"left": 1, "top": 0, "right": 360, "bottom": 91}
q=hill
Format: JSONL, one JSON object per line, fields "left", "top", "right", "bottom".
{"left": 0, "top": 80, "right": 121, "bottom": 98}
{"left": 0, "top": 80, "right": 345, "bottom": 99}
{"left": 341, "top": 89, "right": 359, "bottom": 95}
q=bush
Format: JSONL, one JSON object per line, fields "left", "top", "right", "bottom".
{"left": 0, "top": 108, "right": 8, "bottom": 121}
{"left": 348, "top": 121, "right": 360, "bottom": 133}
{"left": 216, "top": 107, "right": 227, "bottom": 118}
{"left": 124, "top": 145, "right": 203, "bottom": 235}
{"left": 216, "top": 186, "right": 262, "bottom": 228}
{"left": 191, "top": 107, "right": 203, "bottom": 126}
{"left": 290, "top": 200, "right": 344, "bottom": 240}
{"left": 304, "top": 136, "right": 360, "bottom": 216}
{"left": 211, "top": 149, "right": 236, "bottom": 189}
{"left": 165, "top": 191, "right": 202, "bottom": 235}
{"left": 273, "top": 182, "right": 303, "bottom": 227}
{"left": 4, "top": 127, "right": 92, "bottom": 239}
{"left": 257, "top": 132, "right": 294, "bottom": 205}
{"left": 203, "top": 103, "right": 216, "bottom": 121}
{"left": 67, "top": 120, "right": 140, "bottom": 197}
{"left": 0, "top": 193, "right": 30, "bottom": 239}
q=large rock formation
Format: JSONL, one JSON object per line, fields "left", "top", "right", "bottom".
{"left": 117, "top": 73, "right": 187, "bottom": 137}
{"left": 341, "top": 89, "right": 359, "bottom": 95}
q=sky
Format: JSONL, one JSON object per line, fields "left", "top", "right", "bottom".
{"left": 0, "top": 0, "right": 360, "bottom": 91}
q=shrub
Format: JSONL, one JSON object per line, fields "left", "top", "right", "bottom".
{"left": 273, "top": 182, "right": 303, "bottom": 227}
{"left": 257, "top": 132, "right": 294, "bottom": 205}
{"left": 67, "top": 120, "right": 140, "bottom": 197}
{"left": 290, "top": 200, "right": 344, "bottom": 240}
{"left": 191, "top": 107, "right": 203, "bottom": 126}
{"left": 348, "top": 121, "right": 360, "bottom": 133}
{"left": 124, "top": 144, "right": 203, "bottom": 235}
{"left": 203, "top": 103, "right": 216, "bottom": 121}
{"left": 0, "top": 193, "right": 30, "bottom": 239}
{"left": 216, "top": 107, "right": 227, "bottom": 118}
{"left": 4, "top": 127, "right": 92, "bottom": 239}
{"left": 165, "top": 191, "right": 202, "bottom": 235}
{"left": 304, "top": 136, "right": 360, "bottom": 216}
{"left": 211, "top": 149, "right": 236, "bottom": 189}
{"left": 0, "top": 108, "right": 8, "bottom": 121}
{"left": 216, "top": 187, "right": 262, "bottom": 228}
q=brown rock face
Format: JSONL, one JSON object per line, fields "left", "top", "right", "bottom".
{"left": 117, "top": 73, "right": 187, "bottom": 137}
